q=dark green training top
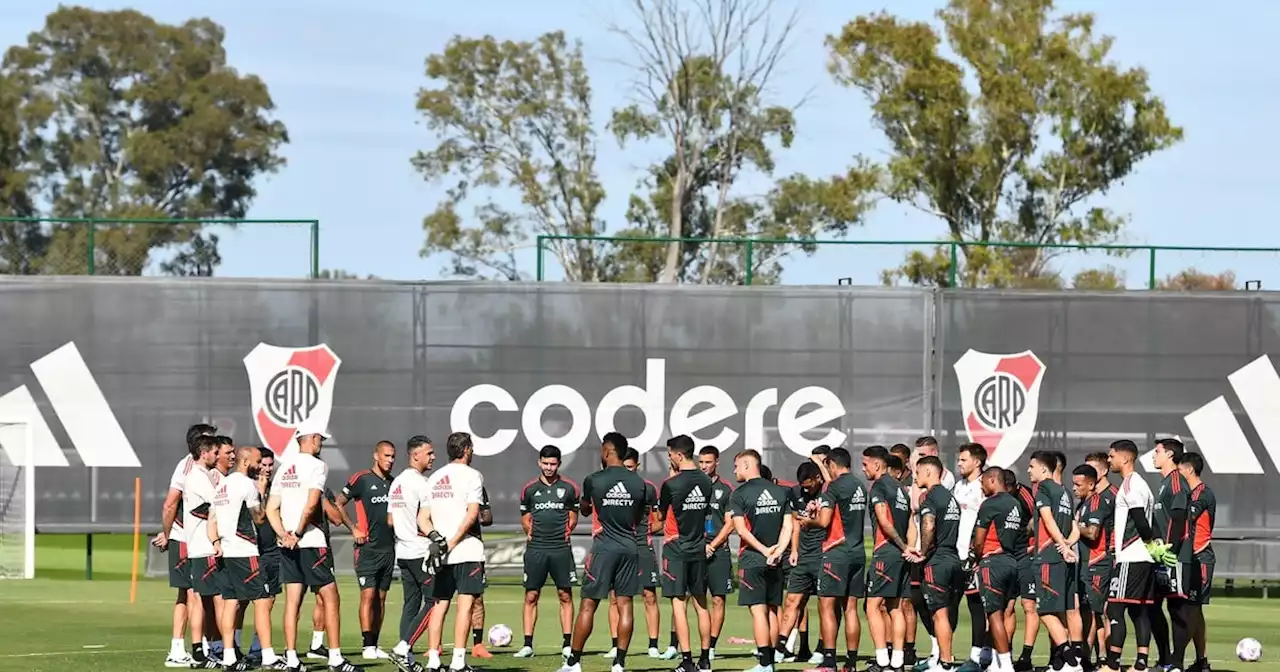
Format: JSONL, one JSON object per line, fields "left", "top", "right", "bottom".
{"left": 319, "top": 487, "right": 337, "bottom": 544}
{"left": 520, "top": 476, "right": 581, "bottom": 550}
{"left": 637, "top": 479, "right": 658, "bottom": 548}
{"left": 1155, "top": 471, "right": 1190, "bottom": 545}
{"left": 1182, "top": 482, "right": 1216, "bottom": 564}
{"left": 659, "top": 468, "right": 715, "bottom": 560}
{"left": 788, "top": 484, "right": 826, "bottom": 559}
{"left": 817, "top": 472, "right": 868, "bottom": 562}
{"left": 919, "top": 483, "right": 961, "bottom": 558}
{"left": 581, "top": 465, "right": 647, "bottom": 554}
{"left": 1033, "top": 479, "right": 1075, "bottom": 563}
{"left": 706, "top": 475, "right": 734, "bottom": 557}
{"left": 975, "top": 491, "right": 1023, "bottom": 557}
{"left": 728, "top": 477, "right": 791, "bottom": 568}
{"left": 1012, "top": 483, "right": 1034, "bottom": 560}
{"left": 342, "top": 469, "right": 394, "bottom": 551}
{"left": 869, "top": 475, "right": 911, "bottom": 555}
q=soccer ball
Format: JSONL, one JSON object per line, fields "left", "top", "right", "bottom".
{"left": 1237, "top": 637, "right": 1263, "bottom": 662}
{"left": 488, "top": 624, "right": 513, "bottom": 648}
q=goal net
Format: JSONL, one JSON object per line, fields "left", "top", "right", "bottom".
{"left": 0, "top": 419, "right": 35, "bottom": 579}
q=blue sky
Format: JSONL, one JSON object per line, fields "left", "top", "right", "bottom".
{"left": 3, "top": 0, "right": 1277, "bottom": 287}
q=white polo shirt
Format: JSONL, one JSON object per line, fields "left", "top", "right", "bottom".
{"left": 423, "top": 462, "right": 485, "bottom": 564}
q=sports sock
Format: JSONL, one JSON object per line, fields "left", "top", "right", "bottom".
{"left": 670, "top": 630, "right": 679, "bottom": 649}
{"left": 328, "top": 648, "right": 342, "bottom": 667}
{"left": 877, "top": 648, "right": 891, "bottom": 666}
{"left": 260, "top": 648, "right": 278, "bottom": 665}
{"left": 649, "top": 637, "right": 659, "bottom": 650}
{"left": 997, "top": 652, "right": 1013, "bottom": 671}
{"left": 523, "top": 634, "right": 534, "bottom": 648}
{"left": 1049, "top": 643, "right": 1065, "bottom": 670}
{"left": 310, "top": 631, "right": 324, "bottom": 650}
{"left": 931, "top": 636, "right": 940, "bottom": 659}
{"left": 611, "top": 637, "right": 619, "bottom": 649}
{"left": 758, "top": 646, "right": 774, "bottom": 666}
{"left": 822, "top": 648, "right": 837, "bottom": 668}
{"left": 223, "top": 647, "right": 236, "bottom": 666}
{"left": 567, "top": 649, "right": 583, "bottom": 666}
{"left": 1067, "top": 642, "right": 1082, "bottom": 667}
{"left": 1019, "top": 645, "right": 1034, "bottom": 663}
{"left": 616, "top": 647, "right": 629, "bottom": 667}
{"left": 393, "top": 641, "right": 411, "bottom": 656}
{"left": 700, "top": 648, "right": 711, "bottom": 665}
{"left": 972, "top": 647, "right": 983, "bottom": 663}
{"left": 450, "top": 646, "right": 466, "bottom": 670}
{"left": 285, "top": 649, "right": 300, "bottom": 666}
{"left": 800, "top": 630, "right": 811, "bottom": 655}
{"left": 847, "top": 650, "right": 859, "bottom": 669}
{"left": 170, "top": 638, "right": 186, "bottom": 656}
{"left": 472, "top": 628, "right": 483, "bottom": 646}
{"left": 892, "top": 648, "right": 905, "bottom": 667}
{"left": 362, "top": 631, "right": 375, "bottom": 648}
{"left": 682, "top": 651, "right": 694, "bottom": 663}
{"left": 1134, "top": 652, "right": 1149, "bottom": 671}
{"left": 710, "top": 635, "right": 719, "bottom": 649}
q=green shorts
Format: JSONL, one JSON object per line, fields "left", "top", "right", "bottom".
{"left": 432, "top": 562, "right": 487, "bottom": 598}
{"left": 1035, "top": 561, "right": 1076, "bottom": 613}
{"left": 582, "top": 549, "right": 639, "bottom": 600}
{"left": 707, "top": 551, "right": 734, "bottom": 596}
{"left": 660, "top": 548, "right": 708, "bottom": 598}
{"left": 190, "top": 555, "right": 224, "bottom": 598}
{"left": 168, "top": 542, "right": 191, "bottom": 590}
{"left": 280, "top": 547, "right": 335, "bottom": 589}
{"left": 1082, "top": 563, "right": 1110, "bottom": 614}
{"left": 261, "top": 552, "right": 282, "bottom": 596}
{"left": 638, "top": 546, "right": 658, "bottom": 591}
{"left": 787, "top": 562, "right": 820, "bottom": 595}
{"left": 978, "top": 554, "right": 1018, "bottom": 615}
{"left": 867, "top": 551, "right": 908, "bottom": 599}
{"left": 1017, "top": 554, "right": 1037, "bottom": 600}
{"left": 738, "top": 565, "right": 784, "bottom": 607}
{"left": 355, "top": 546, "right": 395, "bottom": 592}
{"left": 817, "top": 558, "right": 865, "bottom": 598}
{"left": 523, "top": 547, "right": 578, "bottom": 591}
{"left": 922, "top": 555, "right": 962, "bottom": 612}
{"left": 221, "top": 556, "right": 271, "bottom": 602}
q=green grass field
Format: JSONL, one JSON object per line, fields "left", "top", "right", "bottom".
{"left": 1, "top": 535, "right": 1278, "bottom": 672}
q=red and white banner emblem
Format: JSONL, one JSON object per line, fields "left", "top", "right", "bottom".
{"left": 244, "top": 343, "right": 342, "bottom": 456}
{"left": 953, "top": 349, "right": 1046, "bottom": 467}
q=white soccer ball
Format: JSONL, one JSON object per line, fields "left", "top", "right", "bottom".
{"left": 488, "top": 624, "right": 513, "bottom": 648}
{"left": 1237, "top": 637, "right": 1263, "bottom": 662}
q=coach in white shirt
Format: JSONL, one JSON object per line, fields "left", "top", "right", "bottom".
{"left": 422, "top": 432, "right": 486, "bottom": 672}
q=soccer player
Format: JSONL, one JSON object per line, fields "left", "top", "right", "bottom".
{"left": 187, "top": 435, "right": 233, "bottom": 668}
{"left": 888, "top": 445, "right": 923, "bottom": 670}
{"left": 388, "top": 435, "right": 446, "bottom": 672}
{"left": 1028, "top": 451, "right": 1081, "bottom": 672}
{"left": 912, "top": 438, "right": 957, "bottom": 488}
{"left": 698, "top": 445, "right": 736, "bottom": 661}
{"left": 558, "top": 432, "right": 648, "bottom": 672}
{"left": 421, "top": 432, "right": 487, "bottom": 672}
{"left": 516, "top": 445, "right": 580, "bottom": 659}
{"left": 1071, "top": 464, "right": 1107, "bottom": 669}
{"left": 951, "top": 443, "right": 988, "bottom": 672}
{"left": 1051, "top": 452, "right": 1067, "bottom": 485}
{"left": 248, "top": 447, "right": 282, "bottom": 663}
{"left": 915, "top": 456, "right": 962, "bottom": 671}
{"left": 777, "top": 461, "right": 825, "bottom": 665}
{"left": 1150, "top": 438, "right": 1190, "bottom": 671}
{"left": 337, "top": 441, "right": 397, "bottom": 660}
{"left": 865, "top": 445, "right": 919, "bottom": 672}
{"left": 1102, "top": 440, "right": 1157, "bottom": 672}
{"left": 908, "top": 438, "right": 957, "bottom": 669}
{"left": 1011, "top": 475, "right": 1039, "bottom": 672}
{"left": 468, "top": 487, "right": 495, "bottom": 660}
{"left": 1079, "top": 453, "right": 1117, "bottom": 665}
{"left": 972, "top": 468, "right": 1022, "bottom": 672}
{"left": 604, "top": 447, "right": 662, "bottom": 660}
{"left": 811, "top": 445, "right": 835, "bottom": 482}
{"left": 658, "top": 435, "right": 716, "bottom": 672}
{"left": 1177, "top": 453, "right": 1214, "bottom": 672}
{"left": 728, "top": 449, "right": 793, "bottom": 672}
{"left": 209, "top": 446, "right": 279, "bottom": 670}
{"left": 305, "top": 486, "right": 348, "bottom": 662}
{"left": 811, "top": 447, "right": 867, "bottom": 672}
{"left": 155, "top": 423, "right": 217, "bottom": 667}
{"left": 266, "top": 424, "right": 355, "bottom": 672}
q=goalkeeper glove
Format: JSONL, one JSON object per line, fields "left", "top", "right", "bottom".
{"left": 423, "top": 531, "right": 449, "bottom": 575}
{"left": 1145, "top": 540, "right": 1175, "bottom": 566}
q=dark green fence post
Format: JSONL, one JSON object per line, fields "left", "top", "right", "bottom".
{"left": 948, "top": 242, "right": 959, "bottom": 287}
{"left": 309, "top": 220, "right": 320, "bottom": 279}
{"left": 1147, "top": 248, "right": 1157, "bottom": 289}
{"left": 535, "top": 236, "right": 545, "bottom": 281}
{"left": 744, "top": 240, "right": 754, "bottom": 285}
{"left": 86, "top": 221, "right": 95, "bottom": 275}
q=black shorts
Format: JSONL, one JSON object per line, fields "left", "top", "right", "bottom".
{"left": 432, "top": 562, "right": 487, "bottom": 599}
{"left": 909, "top": 560, "right": 925, "bottom": 587}
{"left": 1017, "top": 555, "right": 1037, "bottom": 600}
{"left": 660, "top": 549, "right": 708, "bottom": 598}
{"left": 1081, "top": 563, "right": 1110, "bottom": 614}
{"left": 582, "top": 549, "right": 639, "bottom": 600}
{"left": 221, "top": 556, "right": 271, "bottom": 602}
{"left": 1193, "top": 560, "right": 1214, "bottom": 605}
{"left": 638, "top": 546, "right": 658, "bottom": 591}
{"left": 738, "top": 565, "right": 784, "bottom": 607}
{"left": 355, "top": 547, "right": 395, "bottom": 592}
{"left": 1108, "top": 561, "right": 1155, "bottom": 605}
{"left": 707, "top": 552, "right": 734, "bottom": 596}
{"left": 867, "top": 551, "right": 908, "bottom": 599}
{"left": 261, "top": 552, "right": 282, "bottom": 596}
{"left": 978, "top": 555, "right": 1018, "bottom": 615}
{"left": 817, "top": 558, "right": 865, "bottom": 599}
{"left": 523, "top": 547, "right": 577, "bottom": 591}
{"left": 280, "top": 547, "right": 335, "bottom": 589}
{"left": 787, "top": 562, "right": 821, "bottom": 596}
{"left": 1035, "top": 562, "right": 1076, "bottom": 614}
{"left": 922, "top": 556, "right": 962, "bottom": 612}
{"left": 168, "top": 542, "right": 191, "bottom": 590}
{"left": 190, "top": 556, "right": 225, "bottom": 598}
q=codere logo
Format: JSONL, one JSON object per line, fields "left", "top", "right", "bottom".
{"left": 1182, "top": 354, "right": 1280, "bottom": 474}
{"left": 449, "top": 358, "right": 846, "bottom": 456}
{"left": 0, "top": 342, "right": 139, "bottom": 467}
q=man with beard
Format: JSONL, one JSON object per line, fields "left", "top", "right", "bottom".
{"left": 515, "top": 445, "right": 580, "bottom": 659}
{"left": 337, "top": 441, "right": 398, "bottom": 660}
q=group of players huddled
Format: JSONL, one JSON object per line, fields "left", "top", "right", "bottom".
{"left": 152, "top": 423, "right": 1218, "bottom": 672}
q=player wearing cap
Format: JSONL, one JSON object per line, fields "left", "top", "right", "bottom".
{"left": 1101, "top": 440, "right": 1157, "bottom": 672}
{"left": 421, "top": 432, "right": 487, "bottom": 672}
{"left": 155, "top": 423, "right": 217, "bottom": 667}
{"left": 388, "top": 435, "right": 447, "bottom": 672}
{"left": 266, "top": 423, "right": 357, "bottom": 672}
{"left": 336, "top": 441, "right": 398, "bottom": 660}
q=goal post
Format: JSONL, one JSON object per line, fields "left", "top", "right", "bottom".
{"left": 0, "top": 418, "right": 36, "bottom": 579}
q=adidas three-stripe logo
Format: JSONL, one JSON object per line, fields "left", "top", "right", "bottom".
{"left": 0, "top": 342, "right": 139, "bottom": 467}
{"left": 1184, "top": 354, "right": 1280, "bottom": 474}
{"left": 755, "top": 489, "right": 778, "bottom": 506}
{"left": 606, "top": 482, "right": 630, "bottom": 498}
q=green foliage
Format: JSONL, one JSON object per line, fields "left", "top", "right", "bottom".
{"left": 317, "top": 268, "right": 379, "bottom": 280}
{"left": 1158, "top": 268, "right": 1237, "bottom": 291}
{"left": 0, "top": 6, "right": 287, "bottom": 275}
{"left": 413, "top": 31, "right": 607, "bottom": 281}
{"left": 827, "top": 0, "right": 1182, "bottom": 288}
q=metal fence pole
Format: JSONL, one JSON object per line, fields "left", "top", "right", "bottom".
{"left": 310, "top": 220, "right": 320, "bottom": 279}
{"left": 1147, "top": 247, "right": 1158, "bottom": 289}
{"left": 948, "top": 242, "right": 959, "bottom": 287}
{"left": 535, "top": 236, "right": 545, "bottom": 281}
{"left": 744, "top": 240, "right": 754, "bottom": 285}
{"left": 86, "top": 222, "right": 95, "bottom": 275}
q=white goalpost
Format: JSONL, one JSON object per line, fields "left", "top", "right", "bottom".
{"left": 0, "top": 418, "right": 36, "bottom": 579}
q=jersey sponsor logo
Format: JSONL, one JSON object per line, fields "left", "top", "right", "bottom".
{"left": 368, "top": 494, "right": 390, "bottom": 505}
{"left": 244, "top": 343, "right": 342, "bottom": 457}
{"left": 449, "top": 358, "right": 846, "bottom": 457}
{"left": 684, "top": 485, "right": 708, "bottom": 509}
{"left": 0, "top": 341, "right": 140, "bottom": 467}
{"left": 754, "top": 489, "right": 782, "bottom": 514}
{"left": 953, "top": 349, "right": 1046, "bottom": 468}
{"left": 1004, "top": 505, "right": 1022, "bottom": 530}
{"left": 431, "top": 475, "right": 454, "bottom": 499}
{"left": 603, "top": 482, "right": 633, "bottom": 506}
{"left": 533, "top": 500, "right": 566, "bottom": 511}
{"left": 278, "top": 464, "right": 302, "bottom": 489}
{"left": 213, "top": 484, "right": 230, "bottom": 507}
{"left": 944, "top": 498, "right": 961, "bottom": 521}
